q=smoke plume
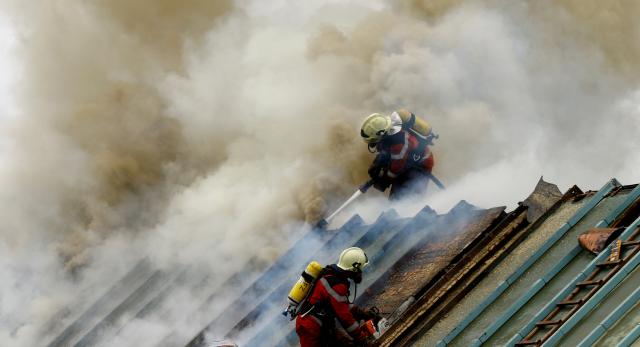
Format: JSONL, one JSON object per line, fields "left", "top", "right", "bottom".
{"left": 0, "top": 0, "right": 639, "bottom": 346}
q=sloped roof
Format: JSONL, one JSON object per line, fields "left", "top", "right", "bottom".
{"left": 359, "top": 204, "right": 505, "bottom": 313}
{"left": 242, "top": 180, "right": 562, "bottom": 347}
{"left": 219, "top": 202, "right": 507, "bottom": 347}
{"left": 44, "top": 178, "right": 640, "bottom": 347}
{"left": 424, "top": 180, "right": 640, "bottom": 347}
{"left": 367, "top": 179, "right": 567, "bottom": 347}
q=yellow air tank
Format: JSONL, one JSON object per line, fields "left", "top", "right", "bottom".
{"left": 283, "top": 261, "right": 324, "bottom": 319}
{"left": 288, "top": 261, "right": 324, "bottom": 306}
{"left": 396, "top": 109, "right": 432, "bottom": 138}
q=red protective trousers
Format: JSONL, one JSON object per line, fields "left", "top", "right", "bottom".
{"left": 295, "top": 269, "right": 368, "bottom": 347}
{"left": 295, "top": 314, "right": 325, "bottom": 347}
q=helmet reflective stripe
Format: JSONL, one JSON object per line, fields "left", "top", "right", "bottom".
{"left": 337, "top": 247, "right": 369, "bottom": 272}
{"left": 390, "top": 132, "right": 409, "bottom": 160}
{"left": 320, "top": 277, "right": 348, "bottom": 302}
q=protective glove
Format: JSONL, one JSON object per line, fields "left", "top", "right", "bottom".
{"left": 372, "top": 177, "right": 391, "bottom": 192}
{"left": 368, "top": 163, "right": 389, "bottom": 192}
{"left": 368, "top": 163, "right": 383, "bottom": 181}
{"left": 365, "top": 307, "right": 382, "bottom": 324}
{"left": 368, "top": 151, "right": 391, "bottom": 192}
{"left": 369, "top": 151, "right": 390, "bottom": 175}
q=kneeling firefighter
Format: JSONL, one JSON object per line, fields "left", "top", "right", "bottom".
{"left": 295, "top": 247, "right": 379, "bottom": 347}
{"left": 361, "top": 109, "right": 438, "bottom": 200}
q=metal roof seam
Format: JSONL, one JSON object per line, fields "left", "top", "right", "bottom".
{"left": 516, "top": 214, "right": 640, "bottom": 346}
{"left": 576, "top": 285, "right": 640, "bottom": 346}
{"left": 436, "top": 179, "right": 618, "bottom": 346}
{"left": 543, "top": 227, "right": 640, "bottom": 346}
{"left": 511, "top": 185, "right": 640, "bottom": 346}
{"left": 435, "top": 186, "right": 583, "bottom": 346}
{"left": 615, "top": 323, "right": 640, "bottom": 347}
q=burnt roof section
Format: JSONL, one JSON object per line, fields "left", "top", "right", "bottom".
{"left": 374, "top": 179, "right": 576, "bottom": 346}
{"left": 521, "top": 177, "right": 563, "bottom": 222}
{"left": 357, "top": 204, "right": 506, "bottom": 313}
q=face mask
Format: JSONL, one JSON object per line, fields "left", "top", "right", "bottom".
{"left": 352, "top": 272, "right": 363, "bottom": 284}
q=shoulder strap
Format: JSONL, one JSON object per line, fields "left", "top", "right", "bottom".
{"left": 323, "top": 272, "right": 350, "bottom": 288}
{"left": 294, "top": 267, "right": 327, "bottom": 317}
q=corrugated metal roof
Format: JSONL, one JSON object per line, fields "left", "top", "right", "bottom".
{"left": 44, "top": 178, "right": 640, "bottom": 347}
{"left": 374, "top": 178, "right": 566, "bottom": 347}
{"left": 442, "top": 187, "right": 621, "bottom": 346}
{"left": 376, "top": 205, "right": 529, "bottom": 347}
{"left": 425, "top": 180, "right": 640, "bottom": 347}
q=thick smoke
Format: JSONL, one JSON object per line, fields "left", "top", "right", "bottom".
{"left": 0, "top": 0, "right": 639, "bottom": 346}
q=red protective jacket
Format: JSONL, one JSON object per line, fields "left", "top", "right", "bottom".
{"left": 295, "top": 266, "right": 368, "bottom": 347}
{"left": 379, "top": 130, "right": 434, "bottom": 179}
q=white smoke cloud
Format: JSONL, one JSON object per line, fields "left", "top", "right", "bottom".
{"left": 1, "top": 1, "right": 639, "bottom": 346}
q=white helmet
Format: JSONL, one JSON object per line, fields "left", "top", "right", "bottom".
{"left": 337, "top": 247, "right": 369, "bottom": 272}
{"left": 360, "top": 112, "right": 403, "bottom": 144}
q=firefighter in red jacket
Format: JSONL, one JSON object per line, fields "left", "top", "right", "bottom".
{"left": 360, "top": 109, "right": 437, "bottom": 200}
{"left": 295, "top": 247, "right": 377, "bottom": 347}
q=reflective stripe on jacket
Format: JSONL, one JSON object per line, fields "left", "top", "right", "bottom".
{"left": 382, "top": 130, "right": 432, "bottom": 178}
{"left": 305, "top": 268, "right": 367, "bottom": 341}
